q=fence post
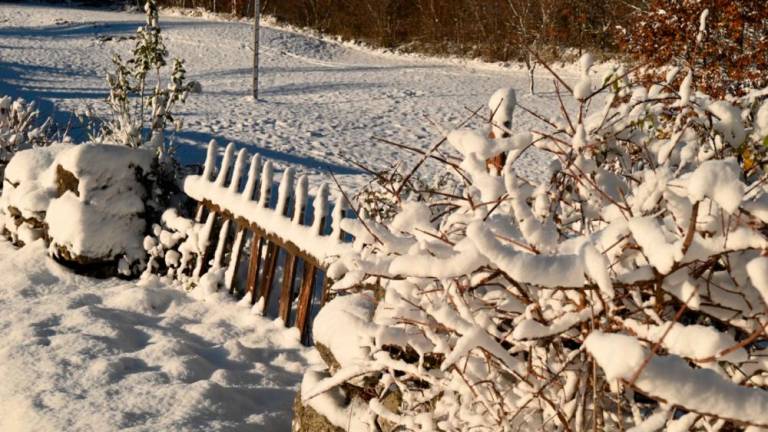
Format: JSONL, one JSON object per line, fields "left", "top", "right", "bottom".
{"left": 253, "top": 0, "right": 260, "bottom": 100}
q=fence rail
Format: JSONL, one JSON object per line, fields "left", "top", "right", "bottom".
{"left": 183, "top": 140, "right": 353, "bottom": 344}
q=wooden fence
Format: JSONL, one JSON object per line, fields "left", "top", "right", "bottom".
{"left": 184, "top": 140, "right": 354, "bottom": 344}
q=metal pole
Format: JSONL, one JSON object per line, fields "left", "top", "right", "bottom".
{"left": 253, "top": 0, "right": 260, "bottom": 100}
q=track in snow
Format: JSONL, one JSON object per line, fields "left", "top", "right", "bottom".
{"left": 0, "top": 3, "right": 579, "bottom": 190}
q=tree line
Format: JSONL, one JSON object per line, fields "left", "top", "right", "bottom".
{"left": 157, "top": 0, "right": 639, "bottom": 62}
{"left": 155, "top": 0, "right": 767, "bottom": 96}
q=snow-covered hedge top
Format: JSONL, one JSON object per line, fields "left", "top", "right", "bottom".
{"left": 308, "top": 57, "right": 768, "bottom": 431}
{"left": 183, "top": 140, "right": 353, "bottom": 263}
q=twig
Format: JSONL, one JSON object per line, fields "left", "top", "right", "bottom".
{"left": 327, "top": 170, "right": 383, "bottom": 246}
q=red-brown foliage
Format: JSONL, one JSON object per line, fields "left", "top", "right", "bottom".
{"left": 623, "top": 0, "right": 768, "bottom": 96}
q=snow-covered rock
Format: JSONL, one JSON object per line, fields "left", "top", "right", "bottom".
{"left": 3, "top": 143, "right": 153, "bottom": 276}
{"left": 46, "top": 144, "right": 153, "bottom": 276}
{"left": 45, "top": 144, "right": 153, "bottom": 275}
{"left": 1, "top": 144, "right": 72, "bottom": 245}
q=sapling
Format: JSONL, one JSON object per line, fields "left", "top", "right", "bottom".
{"left": 103, "top": 0, "right": 200, "bottom": 161}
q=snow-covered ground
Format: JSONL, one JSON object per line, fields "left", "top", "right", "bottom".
{"left": 0, "top": 3, "right": 579, "bottom": 188}
{"left": 0, "top": 238, "right": 315, "bottom": 431}
{"left": 0, "top": 4, "right": 588, "bottom": 431}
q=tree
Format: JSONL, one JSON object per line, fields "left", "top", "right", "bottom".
{"left": 623, "top": 0, "right": 768, "bottom": 97}
{"left": 505, "top": 0, "right": 558, "bottom": 95}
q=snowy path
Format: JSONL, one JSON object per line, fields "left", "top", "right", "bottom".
{"left": 0, "top": 3, "right": 575, "bottom": 188}
{"left": 0, "top": 239, "right": 315, "bottom": 431}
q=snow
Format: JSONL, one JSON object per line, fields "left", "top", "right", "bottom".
{"left": 0, "top": 238, "right": 315, "bottom": 431}
{"left": 47, "top": 190, "right": 147, "bottom": 261}
{"left": 586, "top": 331, "right": 768, "bottom": 427}
{"left": 6, "top": 3, "right": 768, "bottom": 431}
{"left": 676, "top": 70, "right": 693, "bottom": 107}
{"left": 300, "top": 368, "right": 372, "bottom": 431}
{"left": 1, "top": 144, "right": 70, "bottom": 220}
{"left": 747, "top": 256, "right": 768, "bottom": 307}
{"left": 183, "top": 141, "right": 354, "bottom": 263}
{"left": 628, "top": 217, "right": 681, "bottom": 274}
{"left": 757, "top": 100, "right": 768, "bottom": 137}
{"left": 579, "top": 242, "right": 613, "bottom": 300}
{"left": 312, "top": 293, "right": 377, "bottom": 368}
{"left": 488, "top": 87, "right": 516, "bottom": 138}
{"left": 696, "top": 9, "right": 709, "bottom": 44}
{"left": 573, "top": 53, "right": 594, "bottom": 100}
{"left": 44, "top": 144, "right": 153, "bottom": 267}
{"left": 468, "top": 221, "right": 586, "bottom": 288}
{"left": 2, "top": 143, "right": 153, "bottom": 263}
{"left": 584, "top": 331, "right": 644, "bottom": 378}
{"left": 0, "top": 3, "right": 583, "bottom": 190}
{"left": 708, "top": 101, "right": 747, "bottom": 148}
{"left": 623, "top": 319, "right": 747, "bottom": 363}
{"left": 687, "top": 158, "right": 744, "bottom": 213}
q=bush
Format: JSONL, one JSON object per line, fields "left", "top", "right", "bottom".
{"left": 100, "top": 0, "right": 200, "bottom": 159}
{"left": 305, "top": 55, "right": 768, "bottom": 431}
{"left": 623, "top": 2, "right": 768, "bottom": 97}
{"left": 0, "top": 95, "right": 53, "bottom": 180}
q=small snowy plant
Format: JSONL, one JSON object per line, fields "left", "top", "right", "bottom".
{"left": 304, "top": 57, "right": 768, "bottom": 431}
{"left": 0, "top": 95, "right": 52, "bottom": 177}
{"left": 102, "top": 0, "right": 200, "bottom": 159}
{"left": 142, "top": 208, "right": 207, "bottom": 288}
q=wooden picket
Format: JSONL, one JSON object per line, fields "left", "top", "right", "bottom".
{"left": 183, "top": 141, "right": 354, "bottom": 344}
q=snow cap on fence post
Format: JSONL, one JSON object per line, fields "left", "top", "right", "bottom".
{"left": 215, "top": 143, "right": 236, "bottom": 187}
{"left": 312, "top": 183, "right": 329, "bottom": 234}
{"left": 293, "top": 175, "right": 309, "bottom": 225}
{"left": 331, "top": 190, "right": 346, "bottom": 240}
{"left": 243, "top": 154, "right": 262, "bottom": 201}
{"left": 228, "top": 148, "right": 247, "bottom": 193}
{"left": 202, "top": 139, "right": 218, "bottom": 181}
{"left": 259, "top": 160, "right": 273, "bottom": 208}
{"left": 276, "top": 167, "right": 295, "bottom": 215}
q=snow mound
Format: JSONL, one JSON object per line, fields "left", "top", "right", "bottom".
{"left": 44, "top": 144, "right": 153, "bottom": 275}
{"left": 0, "top": 239, "right": 314, "bottom": 431}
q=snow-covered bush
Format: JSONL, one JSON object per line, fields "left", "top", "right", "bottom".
{"left": 0, "top": 95, "right": 53, "bottom": 179}
{"left": 354, "top": 166, "right": 457, "bottom": 224}
{"left": 101, "top": 0, "right": 200, "bottom": 158}
{"left": 301, "top": 57, "right": 768, "bottom": 431}
{"left": 143, "top": 208, "right": 206, "bottom": 287}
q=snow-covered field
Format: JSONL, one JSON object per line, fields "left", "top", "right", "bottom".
{"left": 0, "top": 3, "right": 586, "bottom": 431}
{"left": 0, "top": 3, "right": 575, "bottom": 188}
{"left": 0, "top": 239, "right": 315, "bottom": 431}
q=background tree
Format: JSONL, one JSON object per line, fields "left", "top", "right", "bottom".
{"left": 157, "top": 0, "right": 641, "bottom": 67}
{"left": 506, "top": 0, "right": 556, "bottom": 95}
{"left": 623, "top": 0, "right": 768, "bottom": 96}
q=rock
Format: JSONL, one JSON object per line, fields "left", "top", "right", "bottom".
{"left": 45, "top": 144, "right": 153, "bottom": 277}
{"left": 291, "top": 391, "right": 346, "bottom": 432}
{"left": 314, "top": 342, "right": 341, "bottom": 374}
{"left": 54, "top": 164, "right": 79, "bottom": 196}
{"left": 0, "top": 144, "right": 70, "bottom": 245}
